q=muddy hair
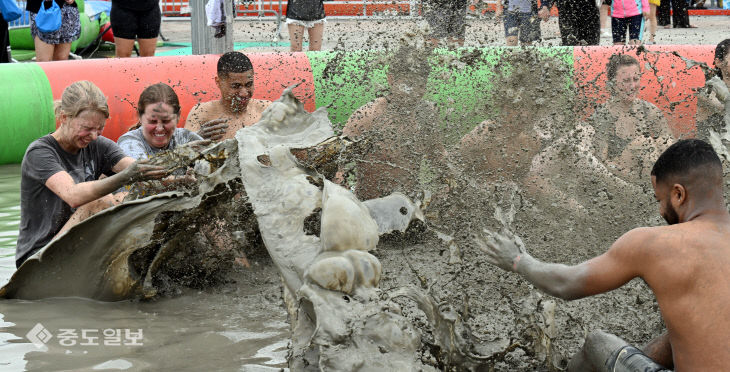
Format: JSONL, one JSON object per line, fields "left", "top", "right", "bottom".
{"left": 217, "top": 51, "right": 254, "bottom": 79}
{"left": 651, "top": 139, "right": 722, "bottom": 184}
{"left": 714, "top": 39, "right": 730, "bottom": 80}
{"left": 137, "top": 83, "right": 181, "bottom": 117}
{"left": 606, "top": 54, "right": 640, "bottom": 82}
{"left": 54, "top": 81, "right": 110, "bottom": 120}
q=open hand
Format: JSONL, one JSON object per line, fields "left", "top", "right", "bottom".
{"left": 121, "top": 159, "right": 169, "bottom": 183}
{"left": 197, "top": 119, "right": 229, "bottom": 141}
{"left": 474, "top": 228, "right": 527, "bottom": 272}
{"left": 186, "top": 139, "right": 212, "bottom": 152}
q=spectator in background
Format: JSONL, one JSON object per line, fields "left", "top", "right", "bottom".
{"left": 286, "top": 0, "right": 325, "bottom": 52}
{"left": 423, "top": 0, "right": 469, "bottom": 46}
{"left": 538, "top": 0, "right": 600, "bottom": 45}
{"left": 599, "top": 0, "right": 612, "bottom": 38}
{"left": 26, "top": 0, "right": 80, "bottom": 61}
{"left": 610, "top": 0, "right": 649, "bottom": 45}
{"left": 657, "top": 0, "right": 693, "bottom": 28}
{"left": 495, "top": 0, "right": 541, "bottom": 46}
{"left": 1, "top": 9, "right": 10, "bottom": 63}
{"left": 646, "top": 0, "right": 659, "bottom": 44}
{"left": 110, "top": 0, "right": 161, "bottom": 57}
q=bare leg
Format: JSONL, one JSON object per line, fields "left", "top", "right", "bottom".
{"left": 567, "top": 330, "right": 627, "bottom": 372}
{"left": 600, "top": 4, "right": 610, "bottom": 29}
{"left": 506, "top": 36, "right": 518, "bottom": 46}
{"left": 114, "top": 37, "right": 136, "bottom": 58}
{"left": 648, "top": 4, "right": 658, "bottom": 42}
{"left": 52, "top": 43, "right": 72, "bottom": 61}
{"left": 288, "top": 24, "right": 305, "bottom": 52}
{"left": 136, "top": 38, "right": 158, "bottom": 57}
{"left": 55, "top": 193, "right": 125, "bottom": 236}
{"left": 33, "top": 36, "right": 55, "bottom": 62}
{"left": 307, "top": 23, "right": 324, "bottom": 51}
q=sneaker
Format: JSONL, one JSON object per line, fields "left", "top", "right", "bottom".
{"left": 601, "top": 29, "right": 611, "bottom": 38}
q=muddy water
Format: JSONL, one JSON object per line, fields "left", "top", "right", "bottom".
{"left": 0, "top": 165, "right": 290, "bottom": 371}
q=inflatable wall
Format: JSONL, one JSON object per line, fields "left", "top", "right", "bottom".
{"left": 0, "top": 46, "right": 715, "bottom": 164}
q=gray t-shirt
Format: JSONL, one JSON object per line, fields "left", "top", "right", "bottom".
{"left": 117, "top": 128, "right": 202, "bottom": 160}
{"left": 16, "top": 135, "right": 126, "bottom": 267}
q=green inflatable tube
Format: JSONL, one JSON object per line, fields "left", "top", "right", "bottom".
{"left": 0, "top": 64, "right": 55, "bottom": 164}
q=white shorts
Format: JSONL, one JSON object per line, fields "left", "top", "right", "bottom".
{"left": 285, "top": 18, "right": 326, "bottom": 28}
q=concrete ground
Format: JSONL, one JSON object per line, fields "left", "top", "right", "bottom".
{"left": 158, "top": 14, "right": 730, "bottom": 54}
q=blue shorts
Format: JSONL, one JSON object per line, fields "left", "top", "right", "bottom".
{"left": 605, "top": 345, "right": 672, "bottom": 372}
{"left": 611, "top": 15, "right": 644, "bottom": 43}
{"left": 503, "top": 11, "right": 541, "bottom": 43}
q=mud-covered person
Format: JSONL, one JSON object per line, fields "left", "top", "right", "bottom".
{"left": 458, "top": 95, "right": 547, "bottom": 184}
{"left": 341, "top": 50, "right": 447, "bottom": 201}
{"left": 15, "top": 81, "right": 169, "bottom": 268}
{"left": 528, "top": 53, "right": 673, "bottom": 208}
{"left": 185, "top": 51, "right": 272, "bottom": 141}
{"left": 589, "top": 54, "right": 673, "bottom": 182}
{"left": 695, "top": 39, "right": 730, "bottom": 146}
{"left": 119, "top": 83, "right": 207, "bottom": 160}
{"left": 117, "top": 83, "right": 210, "bottom": 193}
{"left": 477, "top": 139, "right": 730, "bottom": 371}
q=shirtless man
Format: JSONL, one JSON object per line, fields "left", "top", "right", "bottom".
{"left": 185, "top": 51, "right": 271, "bottom": 141}
{"left": 477, "top": 138, "right": 730, "bottom": 371}
{"left": 341, "top": 51, "right": 446, "bottom": 200}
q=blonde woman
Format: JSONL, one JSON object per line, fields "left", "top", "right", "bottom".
{"left": 15, "top": 81, "right": 168, "bottom": 268}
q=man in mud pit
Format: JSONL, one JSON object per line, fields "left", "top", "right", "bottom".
{"left": 185, "top": 51, "right": 272, "bottom": 141}
{"left": 341, "top": 49, "right": 447, "bottom": 201}
{"left": 477, "top": 138, "right": 730, "bottom": 371}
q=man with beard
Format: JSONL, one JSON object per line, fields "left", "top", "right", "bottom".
{"left": 185, "top": 51, "right": 271, "bottom": 141}
{"left": 538, "top": 0, "right": 600, "bottom": 45}
{"left": 477, "top": 139, "right": 730, "bottom": 371}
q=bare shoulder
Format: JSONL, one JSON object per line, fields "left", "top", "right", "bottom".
{"left": 252, "top": 99, "right": 273, "bottom": 112}
{"left": 185, "top": 101, "right": 217, "bottom": 130}
{"left": 612, "top": 225, "right": 679, "bottom": 258}
{"left": 343, "top": 98, "right": 386, "bottom": 137}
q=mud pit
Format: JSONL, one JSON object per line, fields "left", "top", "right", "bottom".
{"left": 4, "top": 40, "right": 729, "bottom": 371}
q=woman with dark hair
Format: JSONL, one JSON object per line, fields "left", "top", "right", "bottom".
{"left": 118, "top": 83, "right": 204, "bottom": 160}
{"left": 588, "top": 54, "right": 672, "bottom": 182}
{"left": 25, "top": 0, "right": 80, "bottom": 61}
{"left": 696, "top": 39, "right": 730, "bottom": 149}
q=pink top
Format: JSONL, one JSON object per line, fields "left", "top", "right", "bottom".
{"left": 611, "top": 0, "right": 649, "bottom": 18}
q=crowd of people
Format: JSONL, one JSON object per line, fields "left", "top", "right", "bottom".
{"left": 11, "top": 38, "right": 730, "bottom": 369}
{"left": 2, "top": 0, "right": 730, "bottom": 368}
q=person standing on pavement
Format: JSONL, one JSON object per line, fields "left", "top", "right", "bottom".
{"left": 538, "top": 0, "right": 600, "bottom": 45}
{"left": 110, "top": 0, "right": 161, "bottom": 57}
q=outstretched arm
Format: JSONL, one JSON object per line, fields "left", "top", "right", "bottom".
{"left": 476, "top": 228, "right": 647, "bottom": 300}
{"left": 46, "top": 157, "right": 168, "bottom": 208}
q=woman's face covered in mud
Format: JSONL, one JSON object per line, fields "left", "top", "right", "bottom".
{"left": 611, "top": 64, "right": 642, "bottom": 103}
{"left": 141, "top": 102, "right": 179, "bottom": 149}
